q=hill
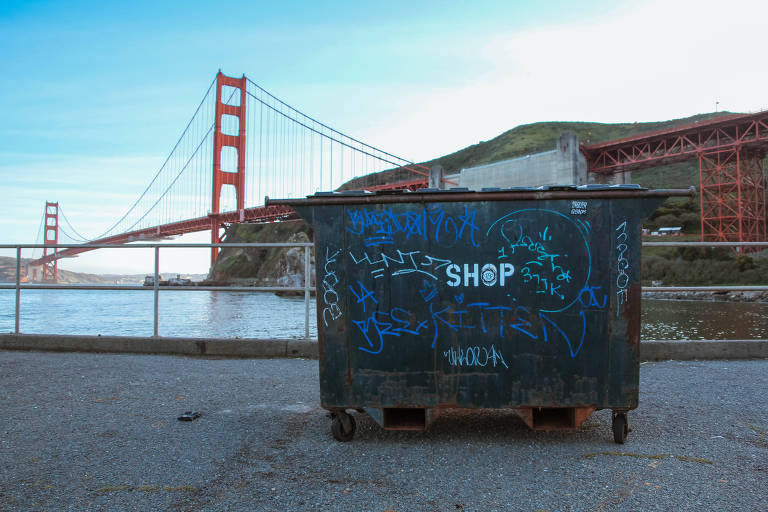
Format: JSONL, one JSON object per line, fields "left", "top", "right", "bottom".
{"left": 220, "top": 111, "right": 767, "bottom": 288}
{"left": 0, "top": 257, "right": 205, "bottom": 285}
{"left": 0, "top": 257, "right": 116, "bottom": 284}
{"left": 343, "top": 111, "right": 735, "bottom": 191}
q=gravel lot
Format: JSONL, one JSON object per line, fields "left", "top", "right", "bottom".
{"left": 0, "top": 351, "right": 766, "bottom": 511}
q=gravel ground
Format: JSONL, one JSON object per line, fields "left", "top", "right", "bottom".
{"left": 0, "top": 351, "right": 766, "bottom": 511}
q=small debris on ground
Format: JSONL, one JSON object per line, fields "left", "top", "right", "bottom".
{"left": 177, "top": 411, "right": 201, "bottom": 421}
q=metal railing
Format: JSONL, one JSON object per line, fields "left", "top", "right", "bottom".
{"left": 0, "top": 243, "right": 315, "bottom": 338}
{"left": 1, "top": 240, "right": 766, "bottom": 340}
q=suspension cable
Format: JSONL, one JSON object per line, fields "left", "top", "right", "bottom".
{"left": 246, "top": 77, "right": 427, "bottom": 171}
{"left": 91, "top": 75, "right": 217, "bottom": 239}
{"left": 31, "top": 211, "right": 45, "bottom": 259}
{"left": 57, "top": 205, "right": 91, "bottom": 242}
{"left": 123, "top": 124, "right": 214, "bottom": 232}
{"left": 245, "top": 89, "right": 427, "bottom": 176}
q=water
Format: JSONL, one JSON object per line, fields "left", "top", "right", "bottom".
{"left": 641, "top": 298, "right": 768, "bottom": 340}
{"left": 0, "top": 287, "right": 318, "bottom": 339}
{"left": 0, "top": 288, "right": 766, "bottom": 340}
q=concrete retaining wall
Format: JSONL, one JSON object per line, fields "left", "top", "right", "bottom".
{"left": 640, "top": 339, "right": 768, "bottom": 361}
{"left": 0, "top": 334, "right": 318, "bottom": 359}
{"left": 457, "top": 132, "right": 588, "bottom": 189}
{"left": 1, "top": 334, "right": 766, "bottom": 361}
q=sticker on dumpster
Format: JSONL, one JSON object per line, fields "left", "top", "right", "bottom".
{"left": 570, "top": 200, "right": 588, "bottom": 215}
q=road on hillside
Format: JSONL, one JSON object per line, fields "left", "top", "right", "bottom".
{"left": 0, "top": 352, "right": 766, "bottom": 511}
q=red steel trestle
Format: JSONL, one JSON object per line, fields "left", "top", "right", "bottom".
{"left": 699, "top": 147, "right": 767, "bottom": 248}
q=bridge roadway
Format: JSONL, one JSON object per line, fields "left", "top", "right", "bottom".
{"left": 1, "top": 351, "right": 766, "bottom": 511}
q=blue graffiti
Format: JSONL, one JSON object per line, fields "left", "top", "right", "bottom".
{"left": 578, "top": 285, "right": 607, "bottom": 309}
{"left": 443, "top": 345, "right": 509, "bottom": 369}
{"left": 419, "top": 279, "right": 438, "bottom": 302}
{"left": 348, "top": 281, "right": 377, "bottom": 313}
{"left": 487, "top": 209, "right": 592, "bottom": 313}
{"left": 349, "top": 249, "right": 452, "bottom": 281}
{"left": 352, "top": 299, "right": 600, "bottom": 358}
{"left": 345, "top": 205, "right": 480, "bottom": 247}
{"left": 352, "top": 309, "right": 429, "bottom": 355}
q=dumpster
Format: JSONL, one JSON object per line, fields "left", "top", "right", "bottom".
{"left": 268, "top": 185, "right": 695, "bottom": 443}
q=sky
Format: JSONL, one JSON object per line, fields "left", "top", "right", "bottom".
{"left": 1, "top": 0, "right": 767, "bottom": 275}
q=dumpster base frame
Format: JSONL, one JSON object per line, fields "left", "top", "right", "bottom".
{"left": 516, "top": 406, "right": 597, "bottom": 431}
{"left": 326, "top": 405, "right": 633, "bottom": 443}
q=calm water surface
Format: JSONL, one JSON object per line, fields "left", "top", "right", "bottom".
{"left": 641, "top": 298, "right": 768, "bottom": 340}
{"left": 0, "top": 287, "right": 317, "bottom": 338}
{"left": 0, "top": 288, "right": 766, "bottom": 340}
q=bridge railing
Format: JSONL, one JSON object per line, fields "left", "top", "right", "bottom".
{"left": 0, "top": 242, "right": 315, "bottom": 339}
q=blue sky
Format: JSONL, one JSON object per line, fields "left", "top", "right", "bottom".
{"left": 1, "top": 0, "right": 766, "bottom": 274}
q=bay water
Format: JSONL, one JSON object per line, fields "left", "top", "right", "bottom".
{"left": 1, "top": 286, "right": 766, "bottom": 340}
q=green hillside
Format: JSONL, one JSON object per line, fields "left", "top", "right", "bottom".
{"left": 337, "top": 111, "right": 768, "bottom": 287}
{"left": 343, "top": 111, "right": 734, "bottom": 191}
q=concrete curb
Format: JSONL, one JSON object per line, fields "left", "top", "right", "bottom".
{"left": 0, "top": 334, "right": 318, "bottom": 359}
{"left": 1, "top": 334, "right": 767, "bottom": 361}
{"left": 640, "top": 339, "right": 768, "bottom": 361}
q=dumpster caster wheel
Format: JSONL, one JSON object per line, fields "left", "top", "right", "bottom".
{"left": 612, "top": 412, "right": 628, "bottom": 444}
{"left": 331, "top": 412, "right": 356, "bottom": 442}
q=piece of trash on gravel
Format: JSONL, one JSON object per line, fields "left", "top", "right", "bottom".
{"left": 177, "top": 411, "right": 202, "bottom": 421}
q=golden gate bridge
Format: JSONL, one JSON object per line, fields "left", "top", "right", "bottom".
{"left": 29, "top": 71, "right": 768, "bottom": 281}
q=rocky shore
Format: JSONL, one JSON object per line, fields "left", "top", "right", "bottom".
{"left": 642, "top": 289, "right": 768, "bottom": 303}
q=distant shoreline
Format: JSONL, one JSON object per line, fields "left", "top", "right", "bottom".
{"left": 642, "top": 290, "right": 768, "bottom": 303}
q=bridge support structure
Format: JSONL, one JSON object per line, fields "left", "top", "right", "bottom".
{"left": 42, "top": 201, "right": 59, "bottom": 281}
{"left": 582, "top": 112, "right": 768, "bottom": 246}
{"left": 211, "top": 72, "right": 247, "bottom": 265}
{"left": 699, "top": 147, "right": 767, "bottom": 246}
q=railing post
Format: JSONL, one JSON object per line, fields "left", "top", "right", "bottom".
{"left": 304, "top": 244, "right": 311, "bottom": 339}
{"left": 15, "top": 247, "right": 21, "bottom": 334}
{"left": 153, "top": 246, "right": 160, "bottom": 337}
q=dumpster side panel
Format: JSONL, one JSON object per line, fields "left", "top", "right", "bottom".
{"left": 296, "top": 193, "right": 667, "bottom": 413}
{"left": 298, "top": 205, "right": 353, "bottom": 409}
{"left": 606, "top": 197, "right": 666, "bottom": 408}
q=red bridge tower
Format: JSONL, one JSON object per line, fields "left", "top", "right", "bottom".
{"left": 42, "top": 201, "right": 59, "bottom": 281}
{"left": 210, "top": 72, "right": 247, "bottom": 265}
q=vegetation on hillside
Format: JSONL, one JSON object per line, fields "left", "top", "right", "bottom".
{"left": 227, "top": 111, "right": 767, "bottom": 288}
{"left": 642, "top": 245, "right": 768, "bottom": 286}
{"left": 210, "top": 220, "right": 313, "bottom": 282}
{"left": 343, "top": 111, "right": 736, "bottom": 190}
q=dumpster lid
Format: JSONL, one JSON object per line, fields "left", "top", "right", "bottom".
{"left": 266, "top": 185, "right": 696, "bottom": 207}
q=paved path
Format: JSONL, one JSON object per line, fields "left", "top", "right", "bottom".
{"left": 0, "top": 351, "right": 766, "bottom": 511}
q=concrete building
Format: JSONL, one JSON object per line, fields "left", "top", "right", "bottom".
{"left": 442, "top": 132, "right": 630, "bottom": 190}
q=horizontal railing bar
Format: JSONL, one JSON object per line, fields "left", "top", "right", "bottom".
{"left": 0, "top": 242, "right": 313, "bottom": 250}
{"left": 644, "top": 286, "right": 768, "bottom": 292}
{"left": 0, "top": 284, "right": 316, "bottom": 292}
{"left": 5, "top": 284, "right": 760, "bottom": 293}
{"left": 5, "top": 240, "right": 319, "bottom": 338}
{"left": 5, "top": 241, "right": 765, "bottom": 250}
{"left": 4, "top": 284, "right": 761, "bottom": 293}
{"left": 643, "top": 241, "right": 768, "bottom": 247}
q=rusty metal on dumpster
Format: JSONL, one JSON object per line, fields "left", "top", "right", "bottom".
{"left": 268, "top": 185, "right": 695, "bottom": 443}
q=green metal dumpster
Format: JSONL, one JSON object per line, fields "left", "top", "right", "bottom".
{"left": 268, "top": 185, "right": 695, "bottom": 443}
